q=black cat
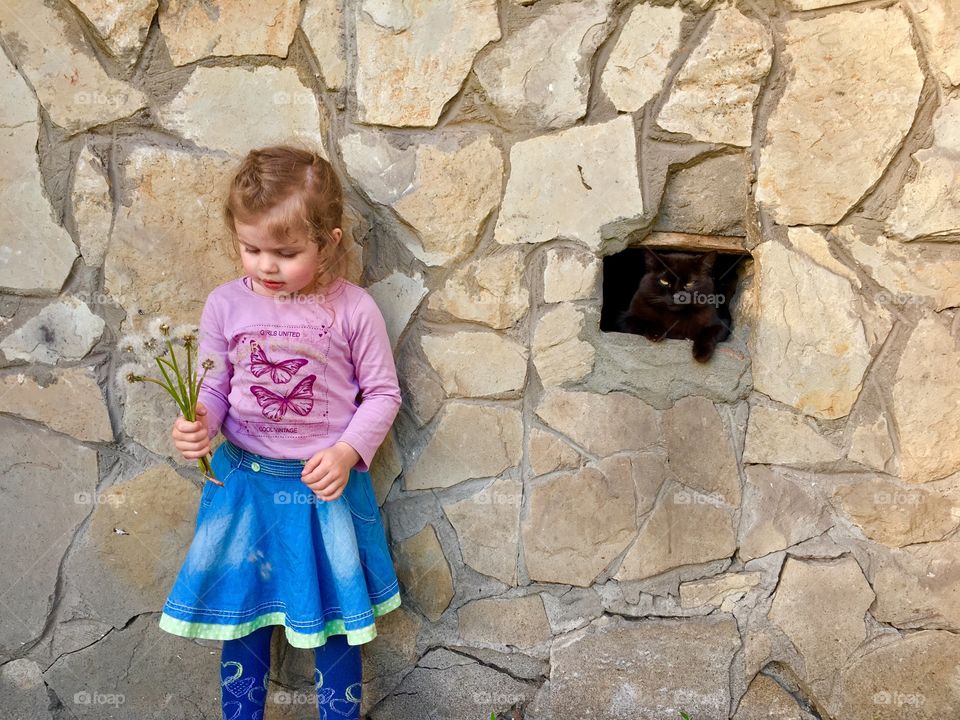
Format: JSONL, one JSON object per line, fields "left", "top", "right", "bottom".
{"left": 616, "top": 248, "right": 731, "bottom": 363}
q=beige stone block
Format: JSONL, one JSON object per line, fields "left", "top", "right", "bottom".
{"left": 394, "top": 525, "right": 453, "bottom": 622}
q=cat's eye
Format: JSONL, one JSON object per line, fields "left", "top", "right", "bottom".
{"left": 684, "top": 281, "right": 694, "bottom": 289}
{"left": 658, "top": 278, "right": 670, "bottom": 286}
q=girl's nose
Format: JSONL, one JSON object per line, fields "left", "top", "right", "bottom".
{"left": 259, "top": 257, "right": 278, "bottom": 273}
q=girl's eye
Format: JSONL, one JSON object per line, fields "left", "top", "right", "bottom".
{"left": 243, "top": 247, "right": 258, "bottom": 254}
{"left": 279, "top": 253, "right": 297, "bottom": 258}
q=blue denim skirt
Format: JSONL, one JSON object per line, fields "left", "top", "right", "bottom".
{"left": 158, "top": 439, "right": 401, "bottom": 648}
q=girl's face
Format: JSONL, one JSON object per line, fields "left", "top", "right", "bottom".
{"left": 235, "top": 217, "right": 341, "bottom": 298}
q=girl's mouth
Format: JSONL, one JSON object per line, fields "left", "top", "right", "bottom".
{"left": 261, "top": 280, "right": 284, "bottom": 289}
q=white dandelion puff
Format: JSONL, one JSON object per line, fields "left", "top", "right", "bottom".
{"left": 114, "top": 361, "right": 147, "bottom": 395}
{"left": 146, "top": 316, "right": 174, "bottom": 341}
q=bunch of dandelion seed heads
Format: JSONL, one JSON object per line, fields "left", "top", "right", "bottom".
{"left": 117, "top": 317, "right": 222, "bottom": 486}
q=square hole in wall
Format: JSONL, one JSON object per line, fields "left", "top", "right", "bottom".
{"left": 600, "top": 235, "right": 751, "bottom": 360}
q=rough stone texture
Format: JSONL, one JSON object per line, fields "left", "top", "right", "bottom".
{"left": 120, "top": 366, "right": 180, "bottom": 458}
{"left": 0, "top": 659, "right": 54, "bottom": 720}
{"left": 886, "top": 96, "right": 960, "bottom": 241}
{"left": 106, "top": 147, "right": 238, "bottom": 329}
{"left": 743, "top": 404, "right": 842, "bottom": 466}
{"left": 540, "top": 587, "right": 603, "bottom": 635}
{"left": 527, "top": 427, "right": 580, "bottom": 477}
{"left": 0, "top": 0, "right": 148, "bottom": 134}
{"left": 65, "top": 466, "right": 200, "bottom": 628}
{"left": 657, "top": 6, "right": 773, "bottom": 147}
{"left": 832, "top": 478, "right": 959, "bottom": 547}
{"left": 679, "top": 572, "right": 762, "bottom": 611}
{"left": 367, "top": 271, "right": 427, "bottom": 349}
{"left": 0, "top": 418, "right": 98, "bottom": 655}
{"left": 739, "top": 466, "right": 833, "bottom": 561}
{"left": 158, "top": 0, "right": 301, "bottom": 66}
{"left": 422, "top": 330, "right": 528, "bottom": 397}
{"left": 495, "top": 115, "right": 644, "bottom": 251}
{"left": 847, "top": 413, "right": 895, "bottom": 471}
{"left": 394, "top": 525, "right": 453, "bottom": 622}
{"left": 535, "top": 388, "right": 659, "bottom": 457}
{"left": 866, "top": 540, "right": 960, "bottom": 630}
{"left": 785, "top": 0, "right": 860, "bottom": 9}
{"left": 157, "top": 66, "right": 325, "bottom": 158}
{"left": 664, "top": 396, "right": 741, "bottom": 506}
{"left": 548, "top": 616, "right": 741, "bottom": 719}
{"left": 542, "top": 247, "right": 600, "bottom": 303}
{"left": 733, "top": 674, "right": 808, "bottom": 720}
{"left": 70, "top": 0, "right": 157, "bottom": 67}
{"left": 404, "top": 402, "right": 523, "bottom": 490}
{"left": 43, "top": 613, "right": 218, "bottom": 719}
{"left": 756, "top": 7, "right": 923, "bottom": 224}
{"left": 903, "top": 0, "right": 960, "bottom": 87}
{"left": 302, "top": 0, "right": 346, "bottom": 90}
{"left": 891, "top": 316, "right": 960, "bottom": 483}
{"left": 600, "top": 2, "right": 684, "bottom": 113}
{"left": 395, "top": 339, "right": 445, "bottom": 426}
{"left": 71, "top": 146, "right": 112, "bottom": 269}
{"left": 341, "top": 132, "right": 503, "bottom": 265}
{"left": 427, "top": 249, "right": 529, "bottom": 328}
{"left": 828, "top": 631, "right": 960, "bottom": 719}
{"left": 475, "top": 0, "right": 612, "bottom": 130}
{"left": 837, "top": 225, "right": 960, "bottom": 311}
{"left": 768, "top": 556, "right": 875, "bottom": 701}
{"left": 361, "top": 605, "right": 421, "bottom": 707}
{"left": 615, "top": 480, "right": 737, "bottom": 581}
{"left": 442, "top": 476, "right": 521, "bottom": 585}
{"left": 748, "top": 238, "right": 872, "bottom": 420}
{"left": 368, "top": 648, "right": 536, "bottom": 720}
{"left": 0, "top": 366, "right": 112, "bottom": 442}
{"left": 654, "top": 152, "right": 751, "bottom": 236}
{"left": 458, "top": 595, "right": 552, "bottom": 649}
{"left": 532, "top": 305, "right": 595, "bottom": 386}
{"left": 522, "top": 463, "right": 637, "bottom": 586}
{"left": 370, "top": 430, "right": 402, "bottom": 505}
{"left": 591, "top": 329, "right": 754, "bottom": 406}
{"left": 1, "top": 297, "right": 104, "bottom": 364}
{"left": 0, "top": 54, "right": 77, "bottom": 295}
{"left": 354, "top": 0, "right": 500, "bottom": 127}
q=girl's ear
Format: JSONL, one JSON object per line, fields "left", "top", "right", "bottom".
{"left": 331, "top": 228, "right": 342, "bottom": 245}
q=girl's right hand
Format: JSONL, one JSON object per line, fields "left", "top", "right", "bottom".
{"left": 171, "top": 401, "right": 212, "bottom": 460}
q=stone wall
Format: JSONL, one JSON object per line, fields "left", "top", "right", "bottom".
{"left": 1, "top": 1, "right": 959, "bottom": 718}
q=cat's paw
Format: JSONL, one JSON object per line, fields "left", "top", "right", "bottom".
{"left": 692, "top": 343, "right": 715, "bottom": 363}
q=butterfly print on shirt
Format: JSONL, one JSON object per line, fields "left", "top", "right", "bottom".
{"left": 248, "top": 340, "right": 309, "bottom": 384}
{"left": 249, "top": 374, "right": 316, "bottom": 421}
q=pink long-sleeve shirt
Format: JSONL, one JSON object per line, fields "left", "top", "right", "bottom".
{"left": 195, "top": 275, "right": 401, "bottom": 471}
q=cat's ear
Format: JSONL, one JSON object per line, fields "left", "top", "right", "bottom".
{"left": 700, "top": 251, "right": 718, "bottom": 273}
{"left": 643, "top": 247, "right": 661, "bottom": 270}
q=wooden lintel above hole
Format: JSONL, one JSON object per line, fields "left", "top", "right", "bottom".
{"left": 641, "top": 232, "right": 748, "bottom": 254}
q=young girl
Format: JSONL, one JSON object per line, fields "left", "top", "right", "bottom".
{"left": 161, "top": 145, "right": 402, "bottom": 720}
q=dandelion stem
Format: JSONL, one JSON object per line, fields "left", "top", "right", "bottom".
{"left": 165, "top": 338, "right": 192, "bottom": 417}
{"left": 154, "top": 356, "right": 188, "bottom": 416}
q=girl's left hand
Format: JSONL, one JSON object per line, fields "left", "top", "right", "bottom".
{"left": 301, "top": 442, "right": 361, "bottom": 501}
